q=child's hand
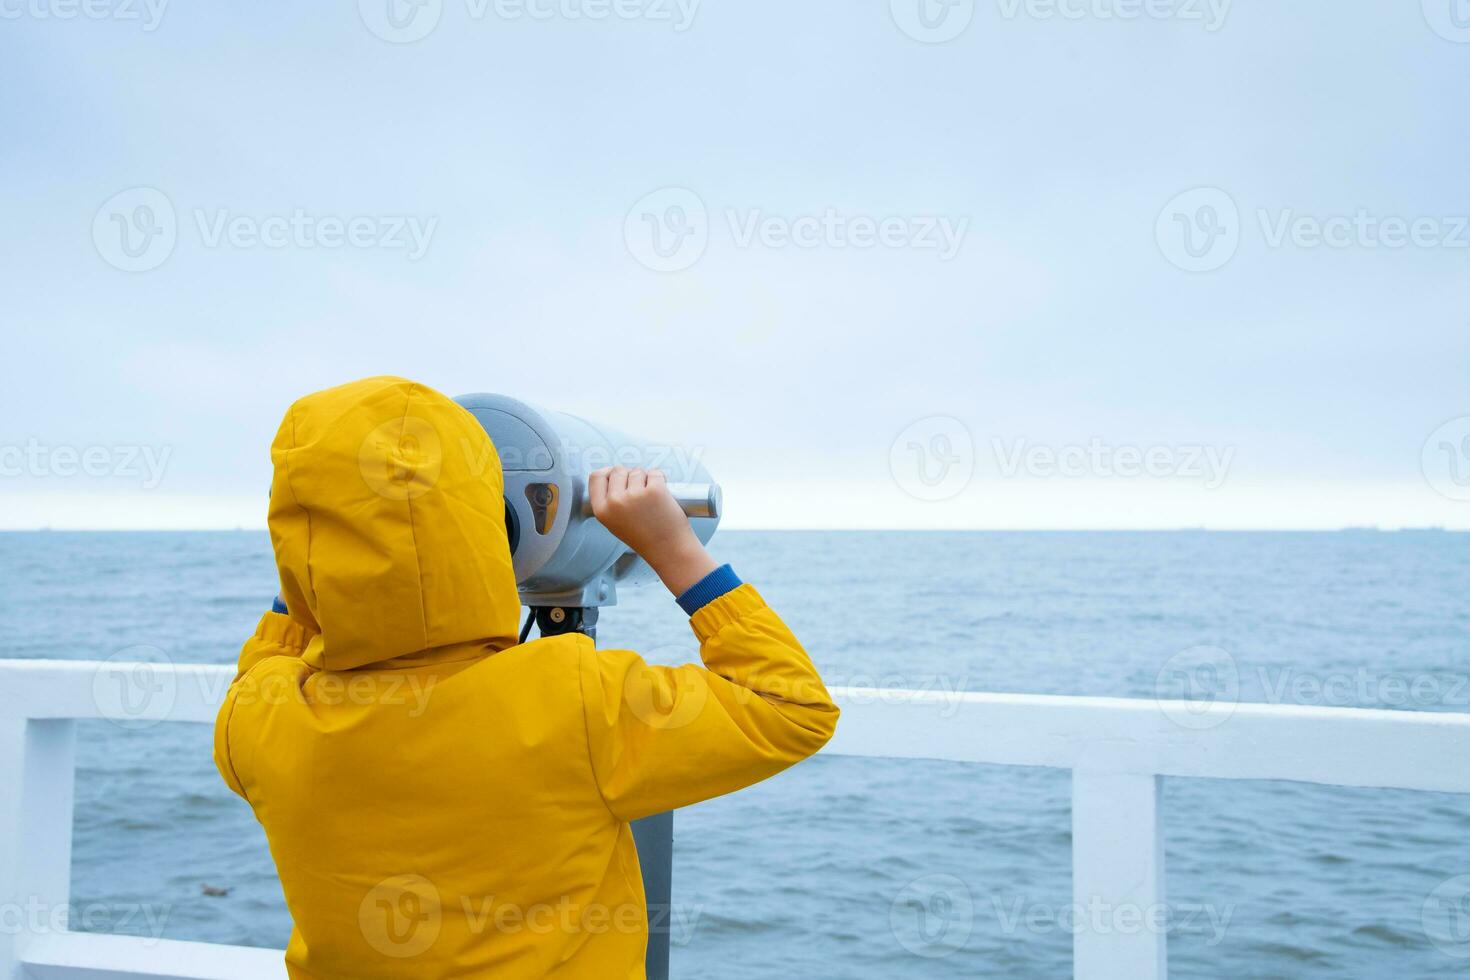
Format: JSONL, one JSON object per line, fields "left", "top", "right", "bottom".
{"left": 589, "top": 467, "right": 718, "bottom": 596}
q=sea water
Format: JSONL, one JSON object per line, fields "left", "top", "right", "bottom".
{"left": 1, "top": 530, "right": 1466, "bottom": 978}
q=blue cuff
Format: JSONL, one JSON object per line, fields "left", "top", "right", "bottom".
{"left": 271, "top": 595, "right": 289, "bottom": 615}
{"left": 676, "top": 564, "right": 742, "bottom": 616}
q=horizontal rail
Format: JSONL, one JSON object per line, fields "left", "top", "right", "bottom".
{"left": 0, "top": 661, "right": 231, "bottom": 726}
{"left": 823, "top": 686, "right": 1470, "bottom": 793}
{"left": 21, "top": 933, "right": 284, "bottom": 980}
{"left": 5, "top": 660, "right": 1468, "bottom": 791}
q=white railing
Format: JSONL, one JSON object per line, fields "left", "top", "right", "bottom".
{"left": 3, "top": 658, "right": 1469, "bottom": 980}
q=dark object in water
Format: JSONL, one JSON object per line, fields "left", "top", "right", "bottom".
{"left": 200, "top": 884, "right": 231, "bottom": 897}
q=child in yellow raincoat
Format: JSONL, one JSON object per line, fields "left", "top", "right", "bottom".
{"left": 213, "top": 376, "right": 839, "bottom": 978}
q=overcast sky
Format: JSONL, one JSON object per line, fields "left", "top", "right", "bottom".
{"left": 2, "top": 0, "right": 1467, "bottom": 529}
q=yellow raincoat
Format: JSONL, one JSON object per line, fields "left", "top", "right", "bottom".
{"left": 213, "top": 377, "right": 839, "bottom": 978}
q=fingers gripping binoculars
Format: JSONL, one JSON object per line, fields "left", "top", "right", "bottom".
{"left": 454, "top": 393, "right": 722, "bottom": 610}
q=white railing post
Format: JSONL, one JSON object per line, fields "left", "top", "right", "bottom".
{"left": 0, "top": 716, "right": 78, "bottom": 980}
{"left": 0, "top": 716, "right": 21, "bottom": 980}
{"left": 1071, "top": 771, "right": 1166, "bottom": 980}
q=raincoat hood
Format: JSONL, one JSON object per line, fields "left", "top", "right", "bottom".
{"left": 267, "top": 376, "right": 520, "bottom": 671}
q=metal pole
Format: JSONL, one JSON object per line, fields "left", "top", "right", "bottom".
{"left": 533, "top": 606, "right": 673, "bottom": 980}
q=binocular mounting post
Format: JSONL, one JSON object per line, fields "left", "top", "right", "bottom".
{"left": 531, "top": 605, "right": 673, "bottom": 980}
{"left": 532, "top": 604, "right": 598, "bottom": 639}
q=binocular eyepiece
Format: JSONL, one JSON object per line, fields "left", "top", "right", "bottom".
{"left": 455, "top": 393, "right": 722, "bottom": 608}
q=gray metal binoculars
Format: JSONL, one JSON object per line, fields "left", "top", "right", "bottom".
{"left": 455, "top": 393, "right": 722, "bottom": 609}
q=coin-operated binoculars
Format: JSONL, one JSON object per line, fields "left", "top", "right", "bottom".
{"left": 455, "top": 392, "right": 722, "bottom": 980}
{"left": 455, "top": 392, "right": 721, "bottom": 636}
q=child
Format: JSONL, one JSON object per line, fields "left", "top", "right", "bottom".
{"left": 213, "top": 376, "right": 839, "bottom": 978}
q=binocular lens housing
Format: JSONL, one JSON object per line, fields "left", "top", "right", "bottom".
{"left": 455, "top": 393, "right": 721, "bottom": 608}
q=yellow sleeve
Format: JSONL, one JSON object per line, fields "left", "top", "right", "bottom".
{"left": 212, "top": 611, "right": 316, "bottom": 799}
{"left": 231, "top": 610, "right": 316, "bottom": 681}
{"left": 579, "top": 584, "right": 840, "bottom": 823}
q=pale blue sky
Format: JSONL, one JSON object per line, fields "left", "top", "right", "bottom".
{"left": 2, "top": 0, "right": 1467, "bottom": 528}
